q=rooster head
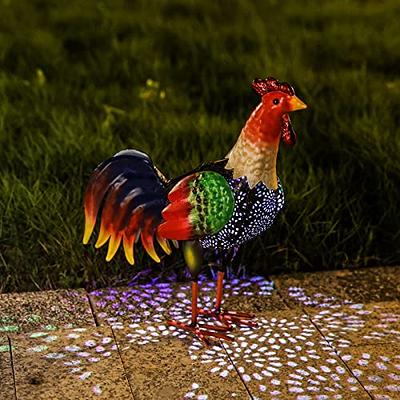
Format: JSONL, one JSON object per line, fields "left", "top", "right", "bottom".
{"left": 252, "top": 77, "right": 307, "bottom": 146}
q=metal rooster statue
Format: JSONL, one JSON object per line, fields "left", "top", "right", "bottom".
{"left": 83, "top": 77, "right": 307, "bottom": 346}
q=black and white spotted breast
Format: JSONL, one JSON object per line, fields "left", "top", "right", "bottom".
{"left": 200, "top": 176, "right": 284, "bottom": 250}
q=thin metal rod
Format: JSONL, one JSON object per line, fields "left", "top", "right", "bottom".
{"left": 215, "top": 271, "right": 225, "bottom": 310}
{"left": 191, "top": 280, "right": 199, "bottom": 326}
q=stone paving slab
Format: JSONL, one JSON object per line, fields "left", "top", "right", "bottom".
{"left": 11, "top": 326, "right": 133, "bottom": 399}
{"left": 89, "top": 282, "right": 192, "bottom": 327}
{"left": 338, "top": 343, "right": 400, "bottom": 399}
{"left": 219, "top": 276, "right": 287, "bottom": 313}
{"left": 0, "top": 335, "right": 15, "bottom": 400}
{"left": 89, "top": 276, "right": 285, "bottom": 328}
{"left": 308, "top": 301, "right": 400, "bottom": 349}
{"left": 113, "top": 324, "right": 249, "bottom": 399}
{"left": 221, "top": 309, "right": 370, "bottom": 399}
{"left": 337, "top": 266, "right": 400, "bottom": 304}
{"left": 1, "top": 266, "right": 399, "bottom": 399}
{"left": 0, "top": 289, "right": 95, "bottom": 335}
{"left": 272, "top": 266, "right": 400, "bottom": 309}
{"left": 272, "top": 271, "right": 351, "bottom": 309}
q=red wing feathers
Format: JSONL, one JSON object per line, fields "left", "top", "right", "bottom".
{"left": 157, "top": 173, "right": 198, "bottom": 241}
{"left": 157, "top": 171, "right": 234, "bottom": 241}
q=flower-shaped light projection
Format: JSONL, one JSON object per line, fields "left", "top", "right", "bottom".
{"left": 91, "top": 276, "right": 274, "bottom": 327}
{"left": 310, "top": 303, "right": 400, "bottom": 349}
{"left": 23, "top": 314, "right": 362, "bottom": 397}
{"left": 188, "top": 314, "right": 367, "bottom": 398}
{"left": 12, "top": 277, "right": 400, "bottom": 398}
{"left": 286, "top": 286, "right": 353, "bottom": 309}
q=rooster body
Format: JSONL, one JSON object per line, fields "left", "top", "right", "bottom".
{"left": 199, "top": 174, "right": 284, "bottom": 249}
{"left": 83, "top": 77, "right": 307, "bottom": 345}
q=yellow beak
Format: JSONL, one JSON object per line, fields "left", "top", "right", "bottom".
{"left": 288, "top": 95, "right": 307, "bottom": 111}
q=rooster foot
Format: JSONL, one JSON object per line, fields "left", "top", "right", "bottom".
{"left": 197, "top": 308, "right": 258, "bottom": 329}
{"left": 167, "top": 319, "right": 234, "bottom": 347}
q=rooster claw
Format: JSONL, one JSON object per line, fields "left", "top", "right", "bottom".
{"left": 167, "top": 319, "right": 234, "bottom": 347}
{"left": 198, "top": 308, "right": 258, "bottom": 328}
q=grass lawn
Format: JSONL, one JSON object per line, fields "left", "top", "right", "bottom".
{"left": 0, "top": 0, "right": 399, "bottom": 292}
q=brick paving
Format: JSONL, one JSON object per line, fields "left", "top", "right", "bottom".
{"left": 0, "top": 266, "right": 399, "bottom": 399}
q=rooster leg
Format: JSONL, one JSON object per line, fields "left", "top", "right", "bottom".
{"left": 167, "top": 241, "right": 233, "bottom": 346}
{"left": 167, "top": 280, "right": 233, "bottom": 346}
{"left": 198, "top": 269, "right": 258, "bottom": 328}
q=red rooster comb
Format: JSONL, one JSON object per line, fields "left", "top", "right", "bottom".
{"left": 252, "top": 76, "right": 295, "bottom": 96}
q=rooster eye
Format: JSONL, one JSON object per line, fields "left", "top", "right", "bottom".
{"left": 273, "top": 98, "right": 280, "bottom": 105}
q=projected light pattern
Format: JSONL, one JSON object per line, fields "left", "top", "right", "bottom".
{"left": 340, "top": 349, "right": 400, "bottom": 399}
{"left": 287, "top": 286, "right": 353, "bottom": 309}
{"left": 188, "top": 314, "right": 366, "bottom": 398}
{"left": 24, "top": 327, "right": 119, "bottom": 396}
{"left": 183, "top": 382, "right": 210, "bottom": 399}
{"left": 0, "top": 289, "right": 94, "bottom": 334}
{"left": 22, "top": 316, "right": 358, "bottom": 398}
{"left": 91, "top": 276, "right": 274, "bottom": 326}
{"left": 311, "top": 303, "right": 400, "bottom": 348}
{"left": 11, "top": 277, "right": 400, "bottom": 398}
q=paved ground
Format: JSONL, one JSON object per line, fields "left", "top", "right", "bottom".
{"left": 0, "top": 266, "right": 399, "bottom": 399}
